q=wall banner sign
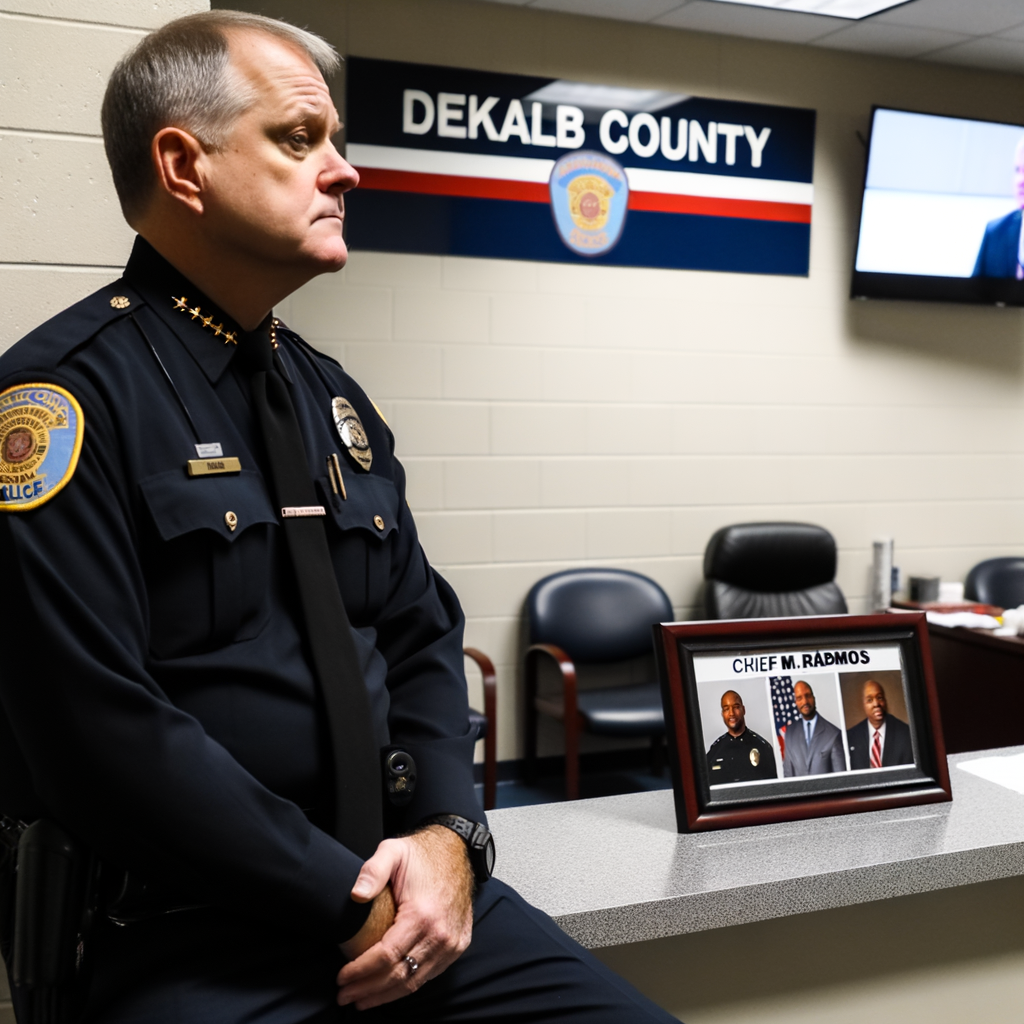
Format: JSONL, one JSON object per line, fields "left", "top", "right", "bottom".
{"left": 344, "top": 57, "right": 816, "bottom": 276}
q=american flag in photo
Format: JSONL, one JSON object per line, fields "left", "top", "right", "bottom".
{"left": 770, "top": 676, "right": 799, "bottom": 759}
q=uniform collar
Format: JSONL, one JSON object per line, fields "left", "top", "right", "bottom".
{"left": 122, "top": 236, "right": 271, "bottom": 385}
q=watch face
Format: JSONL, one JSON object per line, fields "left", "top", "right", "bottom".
{"left": 483, "top": 834, "right": 496, "bottom": 876}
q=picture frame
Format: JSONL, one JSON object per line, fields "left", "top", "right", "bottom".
{"left": 653, "top": 612, "right": 951, "bottom": 832}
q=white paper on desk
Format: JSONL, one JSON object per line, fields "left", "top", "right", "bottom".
{"left": 957, "top": 753, "right": 1024, "bottom": 794}
{"left": 926, "top": 611, "right": 1002, "bottom": 629}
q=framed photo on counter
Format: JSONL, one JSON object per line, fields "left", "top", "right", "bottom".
{"left": 653, "top": 612, "right": 951, "bottom": 832}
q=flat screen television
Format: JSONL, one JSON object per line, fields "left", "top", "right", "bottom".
{"left": 851, "top": 106, "right": 1024, "bottom": 306}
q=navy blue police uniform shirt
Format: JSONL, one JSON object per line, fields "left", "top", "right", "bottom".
{"left": 0, "top": 236, "right": 482, "bottom": 942}
{"left": 706, "top": 728, "right": 777, "bottom": 784}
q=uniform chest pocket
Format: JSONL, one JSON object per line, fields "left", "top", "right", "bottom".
{"left": 321, "top": 472, "right": 401, "bottom": 622}
{"left": 140, "top": 469, "right": 278, "bottom": 658}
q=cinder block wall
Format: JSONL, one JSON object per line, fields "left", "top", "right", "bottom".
{"left": 7, "top": 0, "right": 1024, "bottom": 772}
{"left": 246, "top": 0, "right": 1024, "bottom": 764}
{"left": 0, "top": 0, "right": 208, "bottom": 343}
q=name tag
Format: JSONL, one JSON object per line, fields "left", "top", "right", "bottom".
{"left": 187, "top": 457, "right": 242, "bottom": 477}
{"left": 281, "top": 505, "right": 326, "bottom": 518}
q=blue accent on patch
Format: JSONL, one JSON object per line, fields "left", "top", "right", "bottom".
{"left": 0, "top": 384, "right": 84, "bottom": 512}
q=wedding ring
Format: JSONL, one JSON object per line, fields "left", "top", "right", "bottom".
{"left": 404, "top": 954, "right": 419, "bottom": 976}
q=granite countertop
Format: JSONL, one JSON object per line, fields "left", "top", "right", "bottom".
{"left": 488, "top": 748, "right": 1024, "bottom": 948}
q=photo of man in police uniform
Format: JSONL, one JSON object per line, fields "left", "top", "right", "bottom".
{"left": 706, "top": 690, "right": 779, "bottom": 784}
{"left": 0, "top": 11, "right": 678, "bottom": 1023}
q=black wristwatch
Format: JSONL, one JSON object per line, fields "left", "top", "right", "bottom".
{"left": 425, "top": 814, "right": 495, "bottom": 882}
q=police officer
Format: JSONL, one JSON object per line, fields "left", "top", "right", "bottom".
{"left": 0, "top": 10, "right": 679, "bottom": 1024}
{"left": 707, "top": 690, "right": 778, "bottom": 783}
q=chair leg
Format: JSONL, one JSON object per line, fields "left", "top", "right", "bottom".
{"left": 483, "top": 733, "right": 497, "bottom": 811}
{"left": 564, "top": 711, "right": 580, "bottom": 800}
{"left": 524, "top": 653, "right": 539, "bottom": 783}
{"left": 651, "top": 734, "right": 665, "bottom": 776}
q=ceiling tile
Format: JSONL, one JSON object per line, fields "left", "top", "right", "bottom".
{"left": 653, "top": 0, "right": 837, "bottom": 43}
{"left": 924, "top": 35, "right": 1024, "bottom": 74}
{"left": 812, "top": 21, "right": 972, "bottom": 58}
{"left": 529, "top": 0, "right": 688, "bottom": 19}
{"left": 874, "top": 0, "right": 1024, "bottom": 36}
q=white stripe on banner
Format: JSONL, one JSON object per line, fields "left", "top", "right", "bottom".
{"left": 347, "top": 143, "right": 814, "bottom": 205}
{"left": 627, "top": 167, "right": 812, "bottom": 205}
{"left": 348, "top": 143, "right": 554, "bottom": 183}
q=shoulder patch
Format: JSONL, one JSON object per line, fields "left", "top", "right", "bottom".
{"left": 0, "top": 384, "right": 84, "bottom": 512}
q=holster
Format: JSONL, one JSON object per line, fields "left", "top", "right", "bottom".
{"left": 10, "top": 819, "right": 99, "bottom": 1024}
{"left": 1, "top": 819, "right": 19, "bottom": 979}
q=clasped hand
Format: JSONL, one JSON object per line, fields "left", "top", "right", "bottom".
{"left": 336, "top": 825, "right": 474, "bottom": 1010}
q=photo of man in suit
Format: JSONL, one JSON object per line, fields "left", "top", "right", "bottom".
{"left": 973, "top": 135, "right": 1024, "bottom": 279}
{"left": 846, "top": 679, "right": 914, "bottom": 770}
{"left": 783, "top": 680, "right": 846, "bottom": 777}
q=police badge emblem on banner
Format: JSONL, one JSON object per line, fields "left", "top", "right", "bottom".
{"left": 549, "top": 151, "right": 629, "bottom": 258}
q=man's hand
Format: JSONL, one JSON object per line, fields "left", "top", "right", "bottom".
{"left": 336, "top": 824, "right": 474, "bottom": 1010}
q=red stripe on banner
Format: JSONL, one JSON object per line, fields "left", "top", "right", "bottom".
{"left": 629, "top": 190, "right": 811, "bottom": 224}
{"left": 354, "top": 166, "right": 549, "bottom": 203}
{"left": 354, "top": 166, "right": 812, "bottom": 224}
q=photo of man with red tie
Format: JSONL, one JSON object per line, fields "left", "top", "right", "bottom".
{"left": 846, "top": 679, "right": 914, "bottom": 771}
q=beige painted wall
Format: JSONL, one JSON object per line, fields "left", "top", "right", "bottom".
{"left": 4, "top": 5, "right": 1024, "bottom": 1023}
{"left": 9, "top": 0, "right": 1024, "bottom": 765}
{"left": 226, "top": 0, "right": 1024, "bottom": 764}
{"left": 0, "top": 0, "right": 208, "bottom": 343}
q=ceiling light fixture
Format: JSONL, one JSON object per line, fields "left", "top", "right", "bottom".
{"left": 703, "top": 0, "right": 913, "bottom": 20}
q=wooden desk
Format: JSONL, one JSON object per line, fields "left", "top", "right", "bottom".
{"left": 928, "top": 622, "right": 1024, "bottom": 753}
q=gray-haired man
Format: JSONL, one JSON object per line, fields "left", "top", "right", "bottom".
{"left": 0, "top": 11, "right": 677, "bottom": 1023}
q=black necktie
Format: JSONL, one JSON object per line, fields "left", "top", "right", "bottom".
{"left": 239, "top": 328, "right": 382, "bottom": 859}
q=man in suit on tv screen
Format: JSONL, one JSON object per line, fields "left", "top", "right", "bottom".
{"left": 847, "top": 680, "right": 914, "bottom": 770}
{"left": 973, "top": 135, "right": 1024, "bottom": 279}
{"left": 782, "top": 680, "right": 846, "bottom": 777}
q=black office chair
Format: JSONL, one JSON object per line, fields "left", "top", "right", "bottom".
{"left": 703, "top": 522, "right": 847, "bottom": 619}
{"left": 964, "top": 557, "right": 1024, "bottom": 610}
{"left": 464, "top": 648, "right": 497, "bottom": 811}
{"left": 524, "top": 568, "right": 674, "bottom": 800}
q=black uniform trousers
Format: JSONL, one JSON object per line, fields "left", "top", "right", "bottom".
{"left": 65, "top": 879, "right": 678, "bottom": 1024}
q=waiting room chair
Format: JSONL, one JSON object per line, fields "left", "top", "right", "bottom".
{"left": 465, "top": 647, "right": 497, "bottom": 810}
{"left": 703, "top": 522, "right": 847, "bottom": 619}
{"left": 964, "top": 557, "right": 1024, "bottom": 610}
{"left": 524, "top": 568, "right": 674, "bottom": 800}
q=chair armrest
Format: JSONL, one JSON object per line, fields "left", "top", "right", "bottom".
{"left": 463, "top": 646, "right": 496, "bottom": 727}
{"left": 525, "top": 643, "right": 578, "bottom": 718}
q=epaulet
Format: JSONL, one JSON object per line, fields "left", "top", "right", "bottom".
{"left": 0, "top": 280, "right": 142, "bottom": 379}
{"left": 279, "top": 323, "right": 343, "bottom": 370}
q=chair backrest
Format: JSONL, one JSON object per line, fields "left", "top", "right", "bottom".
{"left": 964, "top": 557, "right": 1024, "bottom": 608}
{"left": 703, "top": 522, "right": 847, "bottom": 619}
{"left": 526, "top": 569, "right": 674, "bottom": 664}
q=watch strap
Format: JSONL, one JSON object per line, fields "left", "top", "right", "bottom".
{"left": 426, "top": 813, "right": 476, "bottom": 843}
